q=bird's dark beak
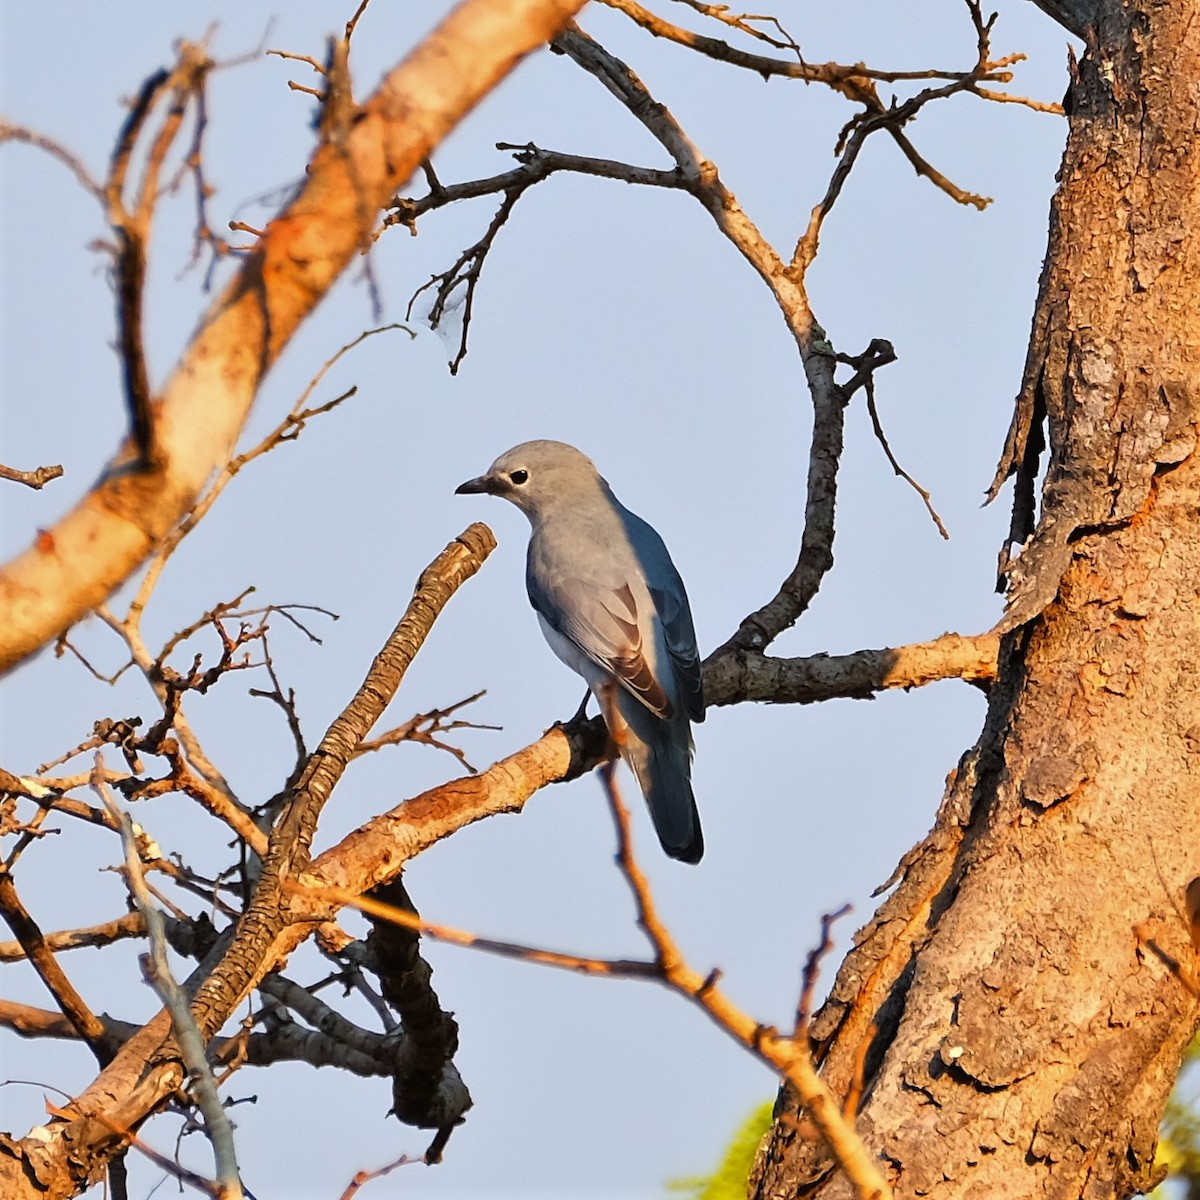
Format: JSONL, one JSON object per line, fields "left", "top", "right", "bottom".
{"left": 455, "top": 474, "right": 493, "bottom": 495}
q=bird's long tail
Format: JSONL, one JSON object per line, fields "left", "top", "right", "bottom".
{"left": 616, "top": 694, "right": 703, "bottom": 864}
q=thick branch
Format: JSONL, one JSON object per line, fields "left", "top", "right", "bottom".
{"left": 704, "top": 632, "right": 1000, "bottom": 707}
{"left": 189, "top": 523, "right": 496, "bottom": 1037}
{"left": 365, "top": 879, "right": 471, "bottom": 1139}
{"left": 0, "top": 998, "right": 389, "bottom": 1079}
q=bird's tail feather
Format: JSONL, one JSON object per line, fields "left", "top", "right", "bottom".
{"left": 618, "top": 698, "right": 703, "bottom": 864}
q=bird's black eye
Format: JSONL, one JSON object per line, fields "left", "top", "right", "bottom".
{"left": 510, "top": 469, "right": 529, "bottom": 485}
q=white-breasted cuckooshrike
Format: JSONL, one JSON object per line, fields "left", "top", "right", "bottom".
{"left": 456, "top": 440, "right": 705, "bottom": 863}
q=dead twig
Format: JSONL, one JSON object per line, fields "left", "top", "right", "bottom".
{"left": 0, "top": 462, "right": 64, "bottom": 490}
{"left": 337, "top": 1152, "right": 418, "bottom": 1200}
{"left": 0, "top": 119, "right": 106, "bottom": 202}
{"left": 353, "top": 690, "right": 497, "bottom": 773}
{"left": 95, "top": 761, "right": 245, "bottom": 1198}
{"left": 794, "top": 904, "right": 852, "bottom": 1035}
{"left": 834, "top": 338, "right": 948, "bottom": 540}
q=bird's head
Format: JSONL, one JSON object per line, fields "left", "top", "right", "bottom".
{"left": 455, "top": 440, "right": 603, "bottom": 519}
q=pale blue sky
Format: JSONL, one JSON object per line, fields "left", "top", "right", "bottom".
{"left": 1, "top": 3, "right": 1074, "bottom": 1196}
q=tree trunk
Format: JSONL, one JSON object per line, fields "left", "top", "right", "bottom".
{"left": 753, "top": 3, "right": 1200, "bottom": 1197}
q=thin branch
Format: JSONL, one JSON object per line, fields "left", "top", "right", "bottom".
{"left": 337, "top": 1153, "right": 419, "bottom": 1200}
{"left": 0, "top": 118, "right": 106, "bottom": 202}
{"left": 795, "top": 905, "right": 852, "bottom": 1035}
{"left": 128, "top": 323, "right": 411, "bottom": 627}
{"left": 0, "top": 874, "right": 119, "bottom": 1064}
{"left": 971, "top": 85, "right": 1064, "bottom": 115}
{"left": 595, "top": 761, "right": 892, "bottom": 1200}
{"left": 406, "top": 188, "right": 523, "bottom": 373}
{"left": 288, "top": 881, "right": 660, "bottom": 980}
{"left": 599, "top": 0, "right": 1016, "bottom": 87}
{"left": 0, "top": 462, "right": 64, "bottom": 490}
{"left": 385, "top": 144, "right": 681, "bottom": 233}
{"left": 95, "top": 603, "right": 247, "bottom": 812}
{"left": 668, "top": 0, "right": 805, "bottom": 58}
{"left": 345, "top": 0, "right": 374, "bottom": 42}
{"left": 353, "top": 690, "right": 497, "bottom": 774}
{"left": 95, "top": 764, "right": 245, "bottom": 1200}
{"left": 266, "top": 49, "right": 327, "bottom": 76}
{"left": 387, "top": 143, "right": 684, "bottom": 369}
{"left": 0, "top": 911, "right": 146, "bottom": 962}
{"left": 838, "top": 340, "right": 950, "bottom": 540}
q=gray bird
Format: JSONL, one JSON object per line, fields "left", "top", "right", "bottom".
{"left": 456, "top": 440, "right": 705, "bottom": 863}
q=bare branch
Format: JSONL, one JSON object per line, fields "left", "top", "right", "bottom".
{"left": 362, "top": 878, "right": 467, "bottom": 1144}
{"left": 555, "top": 25, "right": 849, "bottom": 652}
{"left": 128, "top": 323, "right": 411, "bottom": 625}
{"left": 594, "top": 761, "right": 893, "bottom": 1199}
{"left": 105, "top": 46, "right": 214, "bottom": 464}
{"left": 704, "top": 630, "right": 1000, "bottom": 707}
{"left": 0, "top": 875, "right": 119, "bottom": 1064}
{"left": 96, "top": 765, "right": 245, "bottom": 1199}
{"left": 0, "top": 119, "right": 106, "bottom": 203}
{"left": 290, "top": 881, "right": 659, "bottom": 980}
{"left": 599, "top": 0, "right": 1018, "bottom": 87}
{"left": 353, "top": 690, "right": 497, "bottom": 773}
{"left": 307, "top": 713, "right": 608, "bottom": 898}
{"left": 668, "top": 0, "right": 805, "bottom": 57}
{"left": 795, "top": 905, "right": 852, "bottom": 1035}
{"left": 0, "top": 999, "right": 141, "bottom": 1045}
{"left": 337, "top": 1153, "right": 419, "bottom": 1200}
{"left": 0, "top": 462, "right": 65, "bottom": 490}
{"left": 841, "top": 341, "right": 949, "bottom": 540}
{"left": 0, "top": 911, "right": 146, "bottom": 963}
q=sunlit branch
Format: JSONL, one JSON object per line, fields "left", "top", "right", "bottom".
{"left": 0, "top": 462, "right": 65, "bottom": 490}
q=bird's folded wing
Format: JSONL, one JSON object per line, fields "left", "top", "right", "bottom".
{"left": 649, "top": 584, "right": 705, "bottom": 723}
{"left": 529, "top": 572, "right": 673, "bottom": 719}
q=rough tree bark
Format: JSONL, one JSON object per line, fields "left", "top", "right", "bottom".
{"left": 753, "top": 3, "right": 1200, "bottom": 1197}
